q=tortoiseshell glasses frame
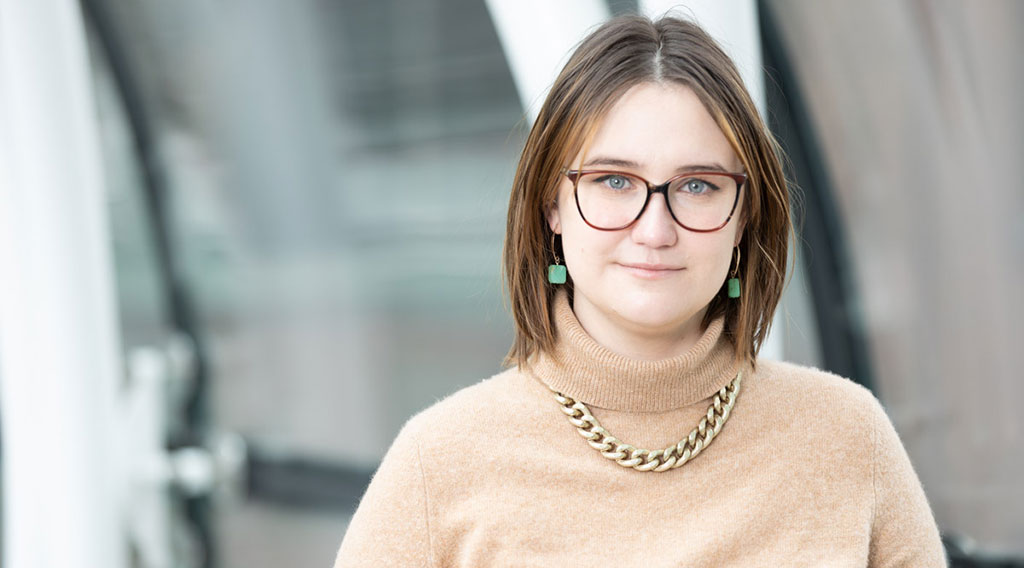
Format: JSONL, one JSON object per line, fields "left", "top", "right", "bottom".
{"left": 562, "top": 168, "right": 747, "bottom": 232}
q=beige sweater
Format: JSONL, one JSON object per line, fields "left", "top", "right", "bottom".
{"left": 334, "top": 292, "right": 946, "bottom": 567}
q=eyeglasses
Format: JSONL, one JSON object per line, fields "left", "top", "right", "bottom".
{"left": 562, "top": 168, "right": 746, "bottom": 232}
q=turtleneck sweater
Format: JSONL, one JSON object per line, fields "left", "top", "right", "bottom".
{"left": 334, "top": 292, "right": 945, "bottom": 567}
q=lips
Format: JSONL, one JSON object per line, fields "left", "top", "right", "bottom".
{"left": 619, "top": 262, "right": 684, "bottom": 279}
{"left": 621, "top": 263, "right": 682, "bottom": 271}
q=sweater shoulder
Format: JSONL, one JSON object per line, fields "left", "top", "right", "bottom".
{"left": 747, "top": 359, "right": 887, "bottom": 427}
{"left": 754, "top": 359, "right": 877, "bottom": 402}
{"left": 400, "top": 366, "right": 545, "bottom": 442}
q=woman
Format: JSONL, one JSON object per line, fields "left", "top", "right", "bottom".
{"left": 335, "top": 14, "right": 945, "bottom": 567}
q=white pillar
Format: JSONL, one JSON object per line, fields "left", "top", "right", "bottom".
{"left": 0, "top": 1, "right": 126, "bottom": 567}
{"left": 484, "top": 0, "right": 610, "bottom": 122}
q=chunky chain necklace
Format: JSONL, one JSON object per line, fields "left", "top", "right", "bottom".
{"left": 549, "top": 371, "right": 742, "bottom": 472}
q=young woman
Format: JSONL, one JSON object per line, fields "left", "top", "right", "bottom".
{"left": 335, "top": 14, "right": 945, "bottom": 567}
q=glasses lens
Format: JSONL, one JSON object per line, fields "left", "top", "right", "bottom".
{"left": 666, "top": 173, "right": 739, "bottom": 230}
{"left": 575, "top": 171, "right": 739, "bottom": 230}
{"left": 574, "top": 172, "right": 648, "bottom": 229}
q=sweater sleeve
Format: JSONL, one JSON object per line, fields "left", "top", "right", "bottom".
{"left": 867, "top": 397, "right": 946, "bottom": 567}
{"left": 333, "top": 419, "right": 434, "bottom": 568}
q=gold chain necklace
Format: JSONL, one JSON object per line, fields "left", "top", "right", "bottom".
{"left": 549, "top": 372, "right": 742, "bottom": 472}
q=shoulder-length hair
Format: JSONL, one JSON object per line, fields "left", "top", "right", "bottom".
{"left": 502, "top": 14, "right": 792, "bottom": 369}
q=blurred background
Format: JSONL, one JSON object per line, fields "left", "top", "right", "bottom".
{"left": 0, "top": 0, "right": 1021, "bottom": 567}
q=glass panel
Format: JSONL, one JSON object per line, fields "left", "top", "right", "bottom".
{"left": 88, "top": 29, "right": 170, "bottom": 352}
{"left": 768, "top": 0, "right": 1024, "bottom": 555}
{"left": 92, "top": 0, "right": 526, "bottom": 565}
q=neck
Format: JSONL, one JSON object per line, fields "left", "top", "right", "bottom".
{"left": 528, "top": 289, "right": 738, "bottom": 412}
{"left": 571, "top": 295, "right": 708, "bottom": 361}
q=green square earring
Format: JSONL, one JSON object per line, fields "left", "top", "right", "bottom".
{"left": 548, "top": 233, "right": 566, "bottom": 284}
{"left": 727, "top": 245, "right": 741, "bottom": 299}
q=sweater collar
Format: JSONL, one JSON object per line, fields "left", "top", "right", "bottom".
{"left": 529, "top": 290, "right": 740, "bottom": 412}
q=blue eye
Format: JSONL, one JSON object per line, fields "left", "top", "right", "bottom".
{"left": 679, "top": 178, "right": 718, "bottom": 195}
{"left": 597, "top": 175, "right": 632, "bottom": 191}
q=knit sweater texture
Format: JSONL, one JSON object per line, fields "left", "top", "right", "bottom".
{"left": 334, "top": 292, "right": 946, "bottom": 567}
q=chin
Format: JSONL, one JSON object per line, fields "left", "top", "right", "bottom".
{"left": 611, "top": 293, "right": 700, "bottom": 334}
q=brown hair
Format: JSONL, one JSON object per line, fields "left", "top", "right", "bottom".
{"left": 502, "top": 14, "right": 792, "bottom": 368}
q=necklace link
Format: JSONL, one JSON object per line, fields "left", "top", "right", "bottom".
{"left": 550, "top": 372, "right": 742, "bottom": 472}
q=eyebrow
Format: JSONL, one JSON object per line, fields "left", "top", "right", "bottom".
{"left": 580, "top": 156, "right": 731, "bottom": 173}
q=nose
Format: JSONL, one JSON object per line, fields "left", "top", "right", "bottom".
{"left": 630, "top": 193, "right": 678, "bottom": 248}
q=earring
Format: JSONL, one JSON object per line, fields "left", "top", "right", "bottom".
{"left": 727, "top": 246, "right": 741, "bottom": 299}
{"left": 548, "top": 233, "right": 567, "bottom": 284}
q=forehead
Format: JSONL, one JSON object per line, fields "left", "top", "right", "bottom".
{"left": 573, "top": 82, "right": 741, "bottom": 173}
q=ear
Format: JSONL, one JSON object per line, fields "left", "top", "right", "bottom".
{"left": 732, "top": 205, "right": 746, "bottom": 247}
{"left": 545, "top": 199, "right": 562, "bottom": 234}
{"left": 733, "top": 224, "right": 744, "bottom": 247}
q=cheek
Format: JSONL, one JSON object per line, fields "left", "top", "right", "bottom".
{"left": 561, "top": 228, "right": 614, "bottom": 273}
{"left": 685, "top": 234, "right": 736, "bottom": 280}
{"left": 709, "top": 220, "right": 742, "bottom": 271}
{"left": 559, "top": 226, "right": 623, "bottom": 285}
{"left": 557, "top": 191, "right": 600, "bottom": 262}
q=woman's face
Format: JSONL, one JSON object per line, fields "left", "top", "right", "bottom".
{"left": 547, "top": 82, "right": 744, "bottom": 351}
